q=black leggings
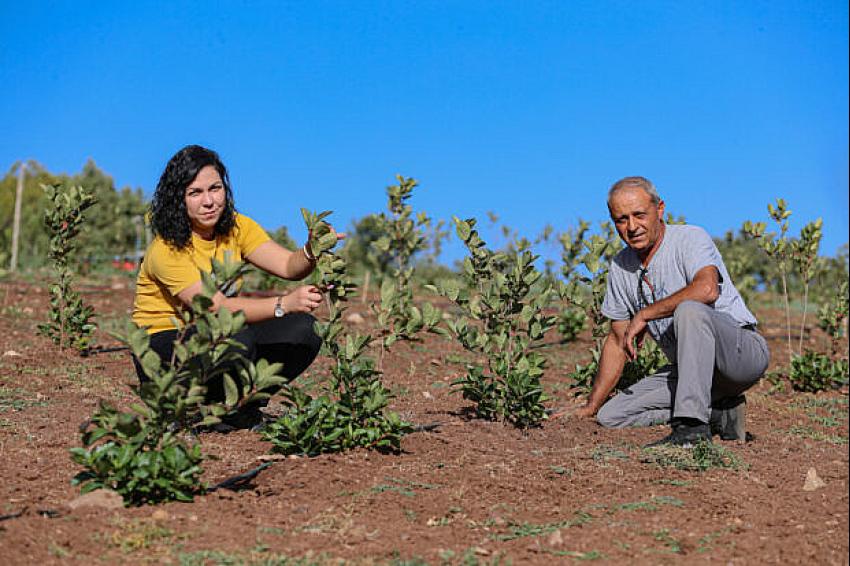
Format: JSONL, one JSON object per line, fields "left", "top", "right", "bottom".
{"left": 133, "top": 313, "right": 322, "bottom": 402}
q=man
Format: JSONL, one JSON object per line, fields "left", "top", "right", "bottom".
{"left": 574, "top": 176, "right": 770, "bottom": 446}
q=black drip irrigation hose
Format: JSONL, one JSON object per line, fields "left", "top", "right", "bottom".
{"left": 80, "top": 345, "right": 130, "bottom": 357}
{"left": 0, "top": 508, "right": 62, "bottom": 523}
{"left": 207, "top": 461, "right": 275, "bottom": 492}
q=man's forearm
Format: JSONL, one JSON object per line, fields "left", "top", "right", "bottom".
{"left": 585, "top": 334, "right": 628, "bottom": 411}
{"left": 638, "top": 266, "right": 719, "bottom": 322}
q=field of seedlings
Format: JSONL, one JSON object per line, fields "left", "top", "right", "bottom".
{"left": 0, "top": 183, "right": 848, "bottom": 565}
{"left": 0, "top": 276, "right": 847, "bottom": 565}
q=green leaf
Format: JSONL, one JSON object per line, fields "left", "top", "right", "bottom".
{"left": 223, "top": 374, "right": 239, "bottom": 407}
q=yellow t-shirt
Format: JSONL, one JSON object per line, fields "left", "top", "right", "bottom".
{"left": 133, "top": 213, "right": 270, "bottom": 334}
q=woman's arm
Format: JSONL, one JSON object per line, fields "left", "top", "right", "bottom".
{"left": 176, "top": 280, "right": 323, "bottom": 322}
{"left": 245, "top": 240, "right": 316, "bottom": 281}
{"left": 245, "top": 226, "right": 345, "bottom": 281}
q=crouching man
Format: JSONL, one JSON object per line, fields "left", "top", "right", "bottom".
{"left": 574, "top": 176, "right": 770, "bottom": 446}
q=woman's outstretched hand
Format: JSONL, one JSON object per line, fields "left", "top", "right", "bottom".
{"left": 283, "top": 285, "right": 324, "bottom": 313}
{"left": 305, "top": 224, "right": 347, "bottom": 258}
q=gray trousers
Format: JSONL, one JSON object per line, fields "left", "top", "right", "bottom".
{"left": 597, "top": 301, "right": 770, "bottom": 428}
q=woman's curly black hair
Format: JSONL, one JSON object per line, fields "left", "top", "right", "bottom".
{"left": 150, "top": 145, "right": 237, "bottom": 249}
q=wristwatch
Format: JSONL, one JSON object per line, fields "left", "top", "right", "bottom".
{"left": 274, "top": 296, "right": 285, "bottom": 318}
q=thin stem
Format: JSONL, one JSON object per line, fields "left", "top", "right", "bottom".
{"left": 780, "top": 266, "right": 792, "bottom": 362}
{"left": 798, "top": 282, "right": 809, "bottom": 355}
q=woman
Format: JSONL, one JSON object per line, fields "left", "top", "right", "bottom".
{"left": 133, "top": 145, "right": 332, "bottom": 428}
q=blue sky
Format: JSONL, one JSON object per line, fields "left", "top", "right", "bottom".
{"left": 1, "top": 1, "right": 847, "bottom": 263}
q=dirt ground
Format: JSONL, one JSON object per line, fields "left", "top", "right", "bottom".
{"left": 0, "top": 277, "right": 847, "bottom": 565}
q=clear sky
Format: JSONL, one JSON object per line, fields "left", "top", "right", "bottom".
{"left": 2, "top": 1, "right": 847, "bottom": 263}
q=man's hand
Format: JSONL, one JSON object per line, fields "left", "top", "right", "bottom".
{"left": 622, "top": 313, "right": 648, "bottom": 360}
{"left": 574, "top": 404, "right": 598, "bottom": 418}
{"left": 550, "top": 403, "right": 597, "bottom": 420}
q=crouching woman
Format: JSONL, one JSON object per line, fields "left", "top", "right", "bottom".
{"left": 132, "top": 145, "right": 335, "bottom": 428}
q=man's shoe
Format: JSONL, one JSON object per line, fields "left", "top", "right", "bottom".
{"left": 710, "top": 395, "right": 746, "bottom": 441}
{"left": 645, "top": 418, "right": 711, "bottom": 448}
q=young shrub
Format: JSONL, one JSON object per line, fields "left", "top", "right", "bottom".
{"left": 371, "top": 176, "right": 443, "bottom": 350}
{"left": 788, "top": 351, "right": 849, "bottom": 393}
{"left": 619, "top": 339, "right": 668, "bottom": 390}
{"left": 261, "top": 209, "right": 412, "bottom": 455}
{"left": 818, "top": 281, "right": 849, "bottom": 358}
{"left": 71, "top": 256, "right": 286, "bottom": 505}
{"left": 555, "top": 220, "right": 591, "bottom": 343}
{"left": 791, "top": 218, "right": 824, "bottom": 353}
{"left": 743, "top": 199, "right": 793, "bottom": 359}
{"left": 37, "top": 184, "right": 98, "bottom": 352}
{"left": 429, "top": 217, "right": 554, "bottom": 428}
{"left": 70, "top": 401, "right": 204, "bottom": 505}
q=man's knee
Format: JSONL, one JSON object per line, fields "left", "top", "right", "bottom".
{"left": 596, "top": 402, "right": 626, "bottom": 428}
{"left": 674, "top": 300, "right": 710, "bottom": 328}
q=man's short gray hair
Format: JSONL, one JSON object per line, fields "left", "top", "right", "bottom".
{"left": 607, "top": 176, "right": 661, "bottom": 206}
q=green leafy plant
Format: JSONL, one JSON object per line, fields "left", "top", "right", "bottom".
{"left": 555, "top": 220, "right": 591, "bottom": 343}
{"left": 788, "top": 350, "right": 849, "bottom": 393}
{"left": 37, "top": 183, "right": 98, "bottom": 352}
{"left": 556, "top": 306, "right": 587, "bottom": 343}
{"left": 791, "top": 218, "right": 824, "bottom": 353}
{"left": 743, "top": 199, "right": 795, "bottom": 359}
{"left": 70, "top": 401, "right": 204, "bottom": 505}
{"left": 371, "top": 176, "right": 443, "bottom": 351}
{"left": 818, "top": 281, "right": 848, "bottom": 358}
{"left": 262, "top": 209, "right": 412, "bottom": 455}
{"left": 619, "top": 339, "right": 668, "bottom": 390}
{"left": 429, "top": 217, "right": 554, "bottom": 428}
{"left": 71, "top": 256, "right": 286, "bottom": 505}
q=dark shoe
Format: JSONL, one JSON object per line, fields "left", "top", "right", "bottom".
{"left": 645, "top": 418, "right": 711, "bottom": 448}
{"left": 220, "top": 405, "right": 266, "bottom": 431}
{"left": 710, "top": 395, "right": 746, "bottom": 441}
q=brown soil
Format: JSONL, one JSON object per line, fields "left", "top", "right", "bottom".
{"left": 0, "top": 278, "right": 847, "bottom": 565}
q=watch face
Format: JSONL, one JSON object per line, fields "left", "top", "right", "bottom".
{"left": 274, "top": 306, "right": 285, "bottom": 318}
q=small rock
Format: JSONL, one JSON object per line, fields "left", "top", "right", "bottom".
{"left": 2, "top": 350, "right": 21, "bottom": 357}
{"left": 345, "top": 313, "right": 365, "bottom": 324}
{"left": 472, "top": 547, "right": 490, "bottom": 556}
{"left": 422, "top": 391, "right": 433, "bottom": 400}
{"left": 441, "top": 312, "right": 452, "bottom": 320}
{"left": 68, "top": 489, "right": 124, "bottom": 510}
{"left": 111, "top": 282, "right": 126, "bottom": 290}
{"left": 256, "top": 454, "right": 289, "bottom": 462}
{"left": 803, "top": 467, "right": 826, "bottom": 491}
{"left": 546, "top": 529, "right": 564, "bottom": 547}
{"left": 151, "top": 509, "right": 169, "bottom": 521}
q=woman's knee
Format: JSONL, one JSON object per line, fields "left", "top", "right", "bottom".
{"left": 288, "top": 313, "right": 322, "bottom": 354}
